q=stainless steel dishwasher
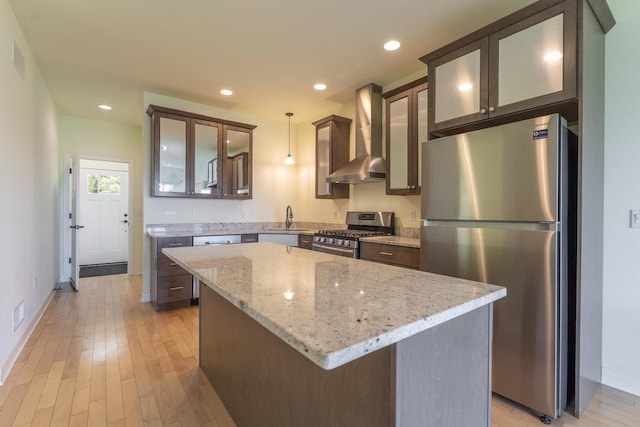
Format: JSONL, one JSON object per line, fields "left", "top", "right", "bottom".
{"left": 191, "top": 235, "right": 242, "bottom": 298}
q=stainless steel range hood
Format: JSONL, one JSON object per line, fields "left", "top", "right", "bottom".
{"left": 326, "top": 83, "right": 385, "bottom": 184}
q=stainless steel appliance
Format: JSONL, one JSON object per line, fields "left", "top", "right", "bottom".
{"left": 313, "top": 211, "right": 394, "bottom": 258}
{"left": 192, "top": 234, "right": 243, "bottom": 299}
{"left": 420, "top": 114, "right": 577, "bottom": 422}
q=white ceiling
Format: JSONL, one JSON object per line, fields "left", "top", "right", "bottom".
{"left": 10, "top": 0, "right": 535, "bottom": 127}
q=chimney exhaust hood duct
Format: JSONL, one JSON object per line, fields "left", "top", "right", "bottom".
{"left": 326, "top": 83, "right": 385, "bottom": 184}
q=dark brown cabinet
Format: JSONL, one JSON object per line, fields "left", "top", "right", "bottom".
{"left": 147, "top": 105, "right": 256, "bottom": 199}
{"left": 298, "top": 234, "right": 313, "bottom": 250}
{"left": 360, "top": 241, "right": 420, "bottom": 270}
{"left": 383, "top": 77, "right": 428, "bottom": 195}
{"left": 241, "top": 233, "right": 258, "bottom": 243}
{"left": 151, "top": 236, "right": 193, "bottom": 311}
{"left": 312, "top": 115, "right": 351, "bottom": 199}
{"left": 421, "top": 0, "right": 577, "bottom": 136}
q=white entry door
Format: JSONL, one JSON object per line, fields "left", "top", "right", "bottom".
{"left": 78, "top": 160, "right": 129, "bottom": 266}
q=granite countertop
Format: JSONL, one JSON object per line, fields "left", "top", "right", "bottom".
{"left": 360, "top": 235, "right": 420, "bottom": 248}
{"left": 163, "top": 243, "right": 505, "bottom": 370}
{"left": 147, "top": 226, "right": 318, "bottom": 238}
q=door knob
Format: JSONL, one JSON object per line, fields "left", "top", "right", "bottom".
{"left": 121, "top": 219, "right": 129, "bottom": 224}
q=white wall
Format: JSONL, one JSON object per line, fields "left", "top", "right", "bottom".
{"left": 602, "top": 0, "right": 640, "bottom": 396}
{"left": 0, "top": 0, "right": 60, "bottom": 384}
{"left": 58, "top": 115, "right": 143, "bottom": 274}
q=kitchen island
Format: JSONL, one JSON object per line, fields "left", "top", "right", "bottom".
{"left": 163, "top": 242, "right": 505, "bottom": 427}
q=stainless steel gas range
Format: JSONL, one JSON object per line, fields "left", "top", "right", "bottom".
{"left": 312, "top": 211, "right": 394, "bottom": 258}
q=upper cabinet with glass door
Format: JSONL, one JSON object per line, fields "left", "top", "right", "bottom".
{"left": 313, "top": 115, "right": 351, "bottom": 199}
{"left": 383, "top": 77, "right": 428, "bottom": 195}
{"left": 147, "top": 105, "right": 255, "bottom": 199}
{"left": 421, "top": 0, "right": 577, "bottom": 136}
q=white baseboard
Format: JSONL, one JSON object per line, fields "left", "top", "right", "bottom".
{"left": 0, "top": 290, "right": 55, "bottom": 386}
{"left": 140, "top": 292, "right": 151, "bottom": 303}
{"left": 602, "top": 367, "right": 640, "bottom": 397}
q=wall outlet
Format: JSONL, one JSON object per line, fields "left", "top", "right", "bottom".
{"left": 164, "top": 210, "right": 177, "bottom": 219}
{"left": 410, "top": 210, "right": 417, "bottom": 221}
{"left": 32, "top": 277, "right": 37, "bottom": 291}
{"left": 189, "top": 210, "right": 196, "bottom": 219}
{"left": 333, "top": 209, "right": 338, "bottom": 219}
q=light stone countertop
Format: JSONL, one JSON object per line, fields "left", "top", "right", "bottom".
{"left": 147, "top": 227, "right": 318, "bottom": 238}
{"left": 163, "top": 242, "right": 505, "bottom": 370}
{"left": 360, "top": 235, "right": 420, "bottom": 248}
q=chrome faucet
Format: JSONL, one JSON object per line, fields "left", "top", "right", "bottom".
{"left": 285, "top": 205, "right": 293, "bottom": 230}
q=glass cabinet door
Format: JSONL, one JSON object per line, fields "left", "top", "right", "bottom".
{"left": 223, "top": 126, "right": 252, "bottom": 198}
{"left": 384, "top": 78, "right": 427, "bottom": 195}
{"left": 156, "top": 115, "right": 188, "bottom": 195}
{"left": 416, "top": 85, "right": 428, "bottom": 189}
{"left": 490, "top": 3, "right": 575, "bottom": 117}
{"left": 192, "top": 120, "right": 221, "bottom": 197}
{"left": 316, "top": 124, "right": 331, "bottom": 197}
{"left": 388, "top": 95, "right": 410, "bottom": 191}
{"left": 432, "top": 39, "right": 487, "bottom": 127}
{"left": 496, "top": 14, "right": 563, "bottom": 108}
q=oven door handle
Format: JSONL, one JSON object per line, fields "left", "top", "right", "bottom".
{"left": 312, "top": 243, "right": 356, "bottom": 257}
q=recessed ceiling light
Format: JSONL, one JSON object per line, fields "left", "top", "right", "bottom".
{"left": 384, "top": 40, "right": 401, "bottom": 51}
{"left": 220, "top": 89, "right": 233, "bottom": 96}
{"left": 98, "top": 104, "right": 112, "bottom": 110}
{"left": 458, "top": 82, "right": 473, "bottom": 92}
{"left": 314, "top": 83, "right": 327, "bottom": 91}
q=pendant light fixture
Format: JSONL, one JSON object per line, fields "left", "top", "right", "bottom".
{"left": 284, "top": 112, "right": 295, "bottom": 165}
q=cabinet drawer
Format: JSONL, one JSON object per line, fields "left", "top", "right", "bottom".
{"left": 157, "top": 254, "right": 189, "bottom": 277}
{"left": 242, "top": 233, "right": 258, "bottom": 243}
{"left": 299, "top": 234, "right": 313, "bottom": 250}
{"left": 157, "top": 236, "right": 192, "bottom": 252}
{"left": 360, "top": 242, "right": 420, "bottom": 269}
{"left": 157, "top": 275, "right": 192, "bottom": 303}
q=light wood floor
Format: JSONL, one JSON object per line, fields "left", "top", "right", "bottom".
{"left": 0, "top": 274, "right": 638, "bottom": 426}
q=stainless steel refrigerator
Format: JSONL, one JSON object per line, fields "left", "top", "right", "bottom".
{"left": 420, "top": 114, "right": 577, "bottom": 421}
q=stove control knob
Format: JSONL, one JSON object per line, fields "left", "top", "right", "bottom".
{"left": 321, "top": 237, "right": 326, "bottom": 243}
{"left": 329, "top": 238, "right": 335, "bottom": 244}
{"left": 338, "top": 239, "right": 344, "bottom": 246}
{"left": 344, "top": 240, "right": 351, "bottom": 247}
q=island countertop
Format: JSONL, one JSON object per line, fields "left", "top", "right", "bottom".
{"left": 163, "top": 242, "right": 505, "bottom": 370}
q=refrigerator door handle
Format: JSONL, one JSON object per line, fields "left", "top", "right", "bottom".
{"left": 422, "top": 220, "right": 559, "bottom": 232}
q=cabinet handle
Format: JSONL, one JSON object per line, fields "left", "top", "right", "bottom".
{"left": 489, "top": 106, "right": 495, "bottom": 112}
{"left": 380, "top": 251, "right": 394, "bottom": 256}
{"left": 480, "top": 108, "right": 486, "bottom": 114}
{"left": 245, "top": 238, "right": 257, "bottom": 242}
{"left": 169, "top": 286, "right": 184, "bottom": 291}
{"left": 169, "top": 263, "right": 178, "bottom": 266}
{"left": 168, "top": 243, "right": 183, "bottom": 247}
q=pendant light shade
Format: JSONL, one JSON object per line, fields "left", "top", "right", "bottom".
{"left": 284, "top": 112, "right": 295, "bottom": 165}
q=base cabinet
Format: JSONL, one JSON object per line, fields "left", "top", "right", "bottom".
{"left": 151, "top": 236, "right": 193, "bottom": 311}
{"left": 299, "top": 234, "right": 313, "bottom": 250}
{"left": 360, "top": 242, "right": 420, "bottom": 269}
